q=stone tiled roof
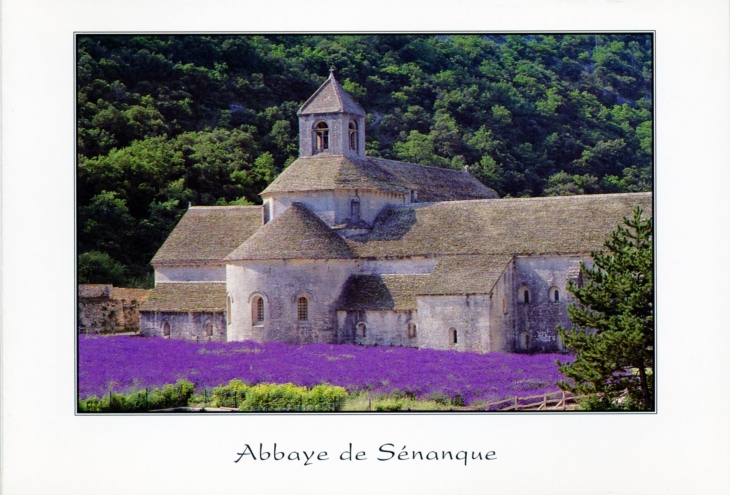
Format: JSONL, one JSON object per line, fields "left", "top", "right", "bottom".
{"left": 419, "top": 255, "right": 514, "bottom": 296}
{"left": 226, "top": 203, "right": 355, "bottom": 260}
{"left": 350, "top": 192, "right": 652, "bottom": 258}
{"left": 139, "top": 282, "right": 226, "bottom": 312}
{"left": 152, "top": 206, "right": 262, "bottom": 264}
{"left": 338, "top": 274, "right": 429, "bottom": 311}
{"left": 261, "top": 154, "right": 498, "bottom": 202}
{"left": 298, "top": 72, "right": 366, "bottom": 117}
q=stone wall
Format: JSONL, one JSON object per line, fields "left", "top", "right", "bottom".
{"left": 337, "top": 309, "right": 418, "bottom": 348}
{"left": 489, "top": 264, "right": 516, "bottom": 353}
{"left": 298, "top": 113, "right": 366, "bottom": 158}
{"left": 226, "top": 259, "right": 356, "bottom": 344}
{"left": 416, "top": 294, "right": 491, "bottom": 352}
{"left": 154, "top": 263, "right": 226, "bottom": 283}
{"left": 140, "top": 311, "right": 226, "bottom": 342}
{"left": 513, "top": 256, "right": 586, "bottom": 353}
{"left": 267, "top": 189, "right": 407, "bottom": 228}
{"left": 78, "top": 285, "right": 150, "bottom": 334}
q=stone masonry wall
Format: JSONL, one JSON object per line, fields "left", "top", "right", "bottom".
{"left": 268, "top": 189, "right": 406, "bottom": 228}
{"left": 337, "top": 310, "right": 418, "bottom": 348}
{"left": 488, "top": 263, "right": 516, "bottom": 353}
{"left": 298, "top": 113, "right": 366, "bottom": 158}
{"left": 227, "top": 259, "right": 356, "bottom": 344}
{"left": 140, "top": 311, "right": 226, "bottom": 342}
{"left": 513, "top": 256, "right": 586, "bottom": 353}
{"left": 78, "top": 285, "right": 150, "bottom": 334}
{"left": 416, "top": 294, "right": 491, "bottom": 352}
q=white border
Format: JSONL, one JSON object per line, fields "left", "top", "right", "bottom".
{"left": 3, "top": 1, "right": 730, "bottom": 494}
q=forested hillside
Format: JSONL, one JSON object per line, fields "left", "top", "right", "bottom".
{"left": 77, "top": 34, "right": 653, "bottom": 287}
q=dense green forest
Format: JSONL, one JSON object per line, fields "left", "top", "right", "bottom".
{"left": 77, "top": 34, "right": 653, "bottom": 287}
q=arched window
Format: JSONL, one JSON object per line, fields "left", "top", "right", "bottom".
{"left": 252, "top": 296, "right": 265, "bottom": 324}
{"left": 449, "top": 328, "right": 458, "bottom": 345}
{"left": 519, "top": 286, "right": 530, "bottom": 304}
{"left": 350, "top": 198, "right": 360, "bottom": 222}
{"left": 349, "top": 121, "right": 358, "bottom": 152}
{"left": 297, "top": 297, "right": 309, "bottom": 322}
{"left": 162, "top": 322, "right": 171, "bottom": 338}
{"left": 548, "top": 286, "right": 560, "bottom": 302}
{"left": 407, "top": 323, "right": 417, "bottom": 338}
{"left": 313, "top": 122, "right": 329, "bottom": 152}
{"left": 226, "top": 295, "right": 233, "bottom": 326}
{"left": 357, "top": 322, "right": 367, "bottom": 337}
{"left": 204, "top": 321, "right": 214, "bottom": 337}
{"left": 520, "top": 332, "right": 530, "bottom": 350}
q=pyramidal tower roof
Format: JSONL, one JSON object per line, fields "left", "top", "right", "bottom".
{"left": 298, "top": 70, "right": 366, "bottom": 117}
{"left": 226, "top": 203, "right": 355, "bottom": 260}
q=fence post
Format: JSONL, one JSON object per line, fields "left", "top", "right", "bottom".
{"left": 562, "top": 390, "right": 566, "bottom": 411}
{"left": 514, "top": 396, "right": 518, "bottom": 411}
{"left": 145, "top": 388, "right": 148, "bottom": 410}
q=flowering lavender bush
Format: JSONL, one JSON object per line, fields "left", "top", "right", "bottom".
{"left": 78, "top": 336, "right": 571, "bottom": 406}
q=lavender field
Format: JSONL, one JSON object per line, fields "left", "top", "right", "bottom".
{"left": 78, "top": 336, "right": 571, "bottom": 406}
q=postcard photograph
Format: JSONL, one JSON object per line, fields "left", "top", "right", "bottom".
{"left": 5, "top": 0, "right": 730, "bottom": 494}
{"left": 76, "top": 33, "right": 654, "bottom": 414}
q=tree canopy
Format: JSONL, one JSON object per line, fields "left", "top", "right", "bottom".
{"left": 557, "top": 207, "right": 654, "bottom": 410}
{"left": 77, "top": 34, "right": 653, "bottom": 286}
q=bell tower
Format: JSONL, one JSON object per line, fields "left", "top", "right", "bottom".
{"left": 297, "top": 70, "right": 366, "bottom": 158}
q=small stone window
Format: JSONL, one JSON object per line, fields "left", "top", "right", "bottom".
{"left": 350, "top": 198, "right": 360, "bottom": 223}
{"left": 549, "top": 286, "right": 561, "bottom": 302}
{"left": 502, "top": 295, "right": 508, "bottom": 314}
{"left": 297, "top": 296, "right": 309, "bottom": 322}
{"left": 449, "top": 328, "right": 458, "bottom": 345}
{"left": 204, "top": 321, "right": 214, "bottom": 337}
{"left": 520, "top": 332, "right": 530, "bottom": 350}
{"left": 252, "top": 296, "right": 265, "bottom": 324}
{"left": 408, "top": 323, "right": 417, "bottom": 338}
{"left": 226, "top": 295, "right": 233, "bottom": 326}
{"left": 349, "top": 120, "right": 358, "bottom": 152}
{"left": 263, "top": 201, "right": 271, "bottom": 224}
{"left": 162, "top": 322, "right": 171, "bottom": 338}
{"left": 357, "top": 322, "right": 367, "bottom": 337}
{"left": 313, "top": 121, "right": 329, "bottom": 153}
{"left": 519, "top": 286, "right": 530, "bottom": 304}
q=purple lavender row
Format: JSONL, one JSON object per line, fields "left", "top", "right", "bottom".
{"left": 78, "top": 336, "right": 571, "bottom": 406}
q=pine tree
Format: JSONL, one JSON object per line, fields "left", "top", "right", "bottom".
{"left": 557, "top": 207, "right": 654, "bottom": 410}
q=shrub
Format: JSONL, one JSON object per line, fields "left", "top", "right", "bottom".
{"left": 212, "top": 380, "right": 348, "bottom": 411}
{"left": 212, "top": 379, "right": 250, "bottom": 408}
{"left": 78, "top": 379, "right": 194, "bottom": 412}
{"left": 78, "top": 250, "right": 127, "bottom": 286}
{"left": 240, "top": 383, "right": 307, "bottom": 411}
{"left": 304, "top": 384, "right": 348, "bottom": 411}
{"left": 375, "top": 400, "right": 403, "bottom": 412}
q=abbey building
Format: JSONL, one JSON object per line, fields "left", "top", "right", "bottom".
{"left": 139, "top": 72, "right": 651, "bottom": 353}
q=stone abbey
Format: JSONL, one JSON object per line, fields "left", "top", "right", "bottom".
{"left": 139, "top": 72, "right": 651, "bottom": 353}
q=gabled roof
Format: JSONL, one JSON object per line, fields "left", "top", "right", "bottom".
{"left": 151, "top": 206, "right": 262, "bottom": 264}
{"left": 350, "top": 192, "right": 652, "bottom": 259}
{"left": 226, "top": 203, "right": 355, "bottom": 260}
{"left": 139, "top": 282, "right": 226, "bottom": 312}
{"left": 261, "top": 154, "right": 498, "bottom": 202}
{"left": 418, "top": 255, "right": 513, "bottom": 296}
{"left": 338, "top": 274, "right": 429, "bottom": 311}
{"left": 298, "top": 72, "right": 366, "bottom": 117}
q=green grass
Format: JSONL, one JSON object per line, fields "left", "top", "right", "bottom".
{"left": 341, "top": 392, "right": 462, "bottom": 411}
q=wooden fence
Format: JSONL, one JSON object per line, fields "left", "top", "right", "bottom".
{"left": 480, "top": 390, "right": 580, "bottom": 411}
